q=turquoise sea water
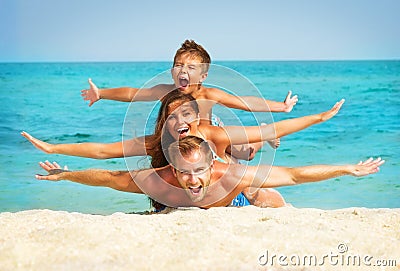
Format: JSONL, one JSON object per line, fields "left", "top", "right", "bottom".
{"left": 0, "top": 61, "right": 399, "bottom": 214}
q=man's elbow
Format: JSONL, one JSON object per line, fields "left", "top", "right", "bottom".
{"left": 109, "top": 171, "right": 132, "bottom": 191}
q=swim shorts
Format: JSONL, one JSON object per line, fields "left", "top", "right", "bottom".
{"left": 230, "top": 192, "right": 251, "bottom": 206}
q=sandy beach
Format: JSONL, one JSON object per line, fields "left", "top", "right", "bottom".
{"left": 0, "top": 207, "right": 399, "bottom": 271}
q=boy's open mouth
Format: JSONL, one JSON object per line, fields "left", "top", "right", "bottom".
{"left": 179, "top": 78, "right": 189, "bottom": 88}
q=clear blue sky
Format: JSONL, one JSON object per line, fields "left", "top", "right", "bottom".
{"left": 1, "top": 0, "right": 399, "bottom": 62}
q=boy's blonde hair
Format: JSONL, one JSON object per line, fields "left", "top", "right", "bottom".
{"left": 173, "top": 40, "right": 211, "bottom": 73}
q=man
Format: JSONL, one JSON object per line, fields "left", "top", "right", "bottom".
{"left": 36, "top": 136, "right": 384, "bottom": 209}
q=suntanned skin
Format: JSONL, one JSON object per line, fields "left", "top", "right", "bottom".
{"left": 21, "top": 99, "right": 344, "bottom": 161}
{"left": 81, "top": 54, "right": 299, "bottom": 120}
{"left": 76, "top": 52, "right": 298, "bottom": 206}
{"left": 80, "top": 53, "right": 298, "bottom": 159}
{"left": 23, "top": 99, "right": 344, "bottom": 208}
{"left": 36, "top": 156, "right": 384, "bottom": 209}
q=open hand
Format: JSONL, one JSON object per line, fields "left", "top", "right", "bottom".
{"left": 351, "top": 157, "right": 385, "bottom": 177}
{"left": 81, "top": 78, "right": 100, "bottom": 107}
{"left": 320, "top": 99, "right": 345, "bottom": 121}
{"left": 283, "top": 91, "right": 298, "bottom": 112}
{"left": 21, "top": 131, "right": 53, "bottom": 153}
{"left": 35, "top": 161, "right": 69, "bottom": 181}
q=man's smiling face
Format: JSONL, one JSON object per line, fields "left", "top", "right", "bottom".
{"left": 172, "top": 150, "right": 213, "bottom": 202}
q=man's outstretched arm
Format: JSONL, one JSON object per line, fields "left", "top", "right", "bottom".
{"left": 35, "top": 161, "right": 143, "bottom": 193}
{"left": 244, "top": 157, "right": 385, "bottom": 188}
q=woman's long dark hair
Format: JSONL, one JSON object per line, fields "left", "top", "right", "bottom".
{"left": 145, "top": 89, "right": 199, "bottom": 210}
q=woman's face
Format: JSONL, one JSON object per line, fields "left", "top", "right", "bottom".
{"left": 165, "top": 100, "right": 199, "bottom": 140}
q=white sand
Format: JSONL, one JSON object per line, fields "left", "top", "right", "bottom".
{"left": 0, "top": 207, "right": 399, "bottom": 271}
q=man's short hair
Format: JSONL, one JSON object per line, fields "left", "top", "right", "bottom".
{"left": 166, "top": 136, "right": 213, "bottom": 169}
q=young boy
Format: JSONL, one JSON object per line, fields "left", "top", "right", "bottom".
{"left": 82, "top": 40, "right": 297, "bottom": 117}
{"left": 81, "top": 40, "right": 298, "bottom": 158}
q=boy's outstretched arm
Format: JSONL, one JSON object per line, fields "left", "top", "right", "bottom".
{"left": 244, "top": 158, "right": 385, "bottom": 189}
{"left": 207, "top": 88, "right": 298, "bottom": 113}
{"left": 35, "top": 161, "right": 143, "bottom": 193}
{"left": 81, "top": 78, "right": 168, "bottom": 106}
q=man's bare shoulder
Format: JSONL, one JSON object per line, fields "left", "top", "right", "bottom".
{"left": 154, "top": 164, "right": 174, "bottom": 178}
{"left": 209, "top": 163, "right": 249, "bottom": 197}
{"left": 129, "top": 165, "right": 177, "bottom": 188}
{"left": 212, "top": 162, "right": 247, "bottom": 186}
{"left": 144, "top": 84, "right": 175, "bottom": 98}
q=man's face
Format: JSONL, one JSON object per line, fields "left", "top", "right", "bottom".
{"left": 166, "top": 101, "right": 199, "bottom": 140}
{"left": 172, "top": 150, "right": 213, "bottom": 202}
{"left": 171, "top": 53, "right": 208, "bottom": 94}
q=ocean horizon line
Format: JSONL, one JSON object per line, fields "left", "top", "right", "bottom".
{"left": 0, "top": 58, "right": 399, "bottom": 65}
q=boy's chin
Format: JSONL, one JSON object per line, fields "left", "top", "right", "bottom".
{"left": 178, "top": 85, "right": 190, "bottom": 92}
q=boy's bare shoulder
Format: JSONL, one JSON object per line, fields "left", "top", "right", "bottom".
{"left": 152, "top": 83, "right": 176, "bottom": 91}
{"left": 150, "top": 84, "right": 179, "bottom": 99}
{"left": 201, "top": 86, "right": 220, "bottom": 94}
{"left": 200, "top": 86, "right": 228, "bottom": 100}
